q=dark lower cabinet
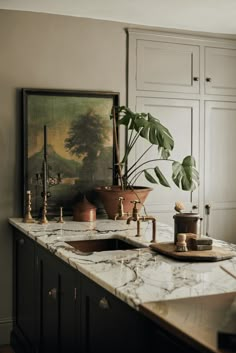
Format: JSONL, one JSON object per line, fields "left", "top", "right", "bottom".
{"left": 12, "top": 231, "right": 36, "bottom": 353}
{"left": 36, "top": 247, "right": 78, "bottom": 353}
{"left": 12, "top": 229, "right": 202, "bottom": 353}
{"left": 12, "top": 230, "right": 79, "bottom": 353}
{"left": 80, "top": 274, "right": 153, "bottom": 353}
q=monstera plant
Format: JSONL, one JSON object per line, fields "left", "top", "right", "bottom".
{"left": 113, "top": 106, "right": 199, "bottom": 191}
{"left": 96, "top": 106, "right": 199, "bottom": 219}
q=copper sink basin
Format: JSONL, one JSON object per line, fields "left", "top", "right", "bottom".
{"left": 65, "top": 238, "right": 140, "bottom": 253}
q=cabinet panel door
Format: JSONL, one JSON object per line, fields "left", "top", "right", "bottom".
{"left": 204, "top": 101, "right": 236, "bottom": 243}
{"left": 38, "top": 249, "right": 59, "bottom": 353}
{"left": 134, "top": 97, "right": 199, "bottom": 226}
{"left": 137, "top": 40, "right": 200, "bottom": 93}
{"left": 15, "top": 231, "right": 35, "bottom": 348}
{"left": 58, "top": 260, "right": 77, "bottom": 353}
{"left": 81, "top": 276, "right": 150, "bottom": 353}
{"left": 37, "top": 247, "right": 77, "bottom": 353}
{"left": 205, "top": 47, "right": 236, "bottom": 96}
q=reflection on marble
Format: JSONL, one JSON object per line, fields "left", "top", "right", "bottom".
{"left": 9, "top": 218, "right": 236, "bottom": 310}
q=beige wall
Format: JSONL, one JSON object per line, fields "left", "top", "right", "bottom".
{"left": 0, "top": 9, "right": 127, "bottom": 344}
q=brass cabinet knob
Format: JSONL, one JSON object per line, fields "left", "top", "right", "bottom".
{"left": 19, "top": 238, "right": 25, "bottom": 245}
{"left": 48, "top": 288, "right": 57, "bottom": 300}
{"left": 193, "top": 77, "right": 199, "bottom": 81}
{"left": 99, "top": 297, "right": 110, "bottom": 310}
{"left": 206, "top": 77, "right": 212, "bottom": 82}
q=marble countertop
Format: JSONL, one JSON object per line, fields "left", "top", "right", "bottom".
{"left": 9, "top": 218, "right": 236, "bottom": 310}
{"left": 140, "top": 292, "right": 236, "bottom": 353}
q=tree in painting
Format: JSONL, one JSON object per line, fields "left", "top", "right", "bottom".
{"left": 64, "top": 110, "right": 112, "bottom": 185}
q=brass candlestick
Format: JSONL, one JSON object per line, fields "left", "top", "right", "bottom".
{"left": 57, "top": 207, "right": 65, "bottom": 223}
{"left": 39, "top": 194, "right": 48, "bottom": 224}
{"left": 23, "top": 190, "right": 35, "bottom": 223}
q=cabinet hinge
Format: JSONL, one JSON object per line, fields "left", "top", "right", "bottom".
{"left": 74, "top": 287, "right": 77, "bottom": 301}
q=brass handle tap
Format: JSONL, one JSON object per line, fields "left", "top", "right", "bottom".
{"left": 130, "top": 200, "right": 140, "bottom": 221}
{"left": 114, "top": 197, "right": 130, "bottom": 220}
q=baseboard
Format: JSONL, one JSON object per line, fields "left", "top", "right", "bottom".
{"left": 0, "top": 317, "right": 13, "bottom": 345}
{"left": 10, "top": 327, "right": 32, "bottom": 353}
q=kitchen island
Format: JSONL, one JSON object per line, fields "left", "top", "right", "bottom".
{"left": 9, "top": 218, "right": 236, "bottom": 353}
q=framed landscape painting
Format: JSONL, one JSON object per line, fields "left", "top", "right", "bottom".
{"left": 22, "top": 89, "right": 119, "bottom": 217}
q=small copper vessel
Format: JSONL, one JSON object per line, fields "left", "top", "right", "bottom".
{"left": 73, "top": 197, "right": 96, "bottom": 222}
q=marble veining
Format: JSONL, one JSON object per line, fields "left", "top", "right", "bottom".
{"left": 9, "top": 218, "right": 236, "bottom": 310}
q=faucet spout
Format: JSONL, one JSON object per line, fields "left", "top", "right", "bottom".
{"left": 141, "top": 216, "right": 156, "bottom": 242}
{"left": 126, "top": 216, "right": 133, "bottom": 225}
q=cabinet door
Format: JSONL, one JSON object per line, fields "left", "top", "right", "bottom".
{"left": 136, "top": 40, "right": 200, "bottom": 93}
{"left": 205, "top": 47, "right": 236, "bottom": 96}
{"left": 81, "top": 276, "right": 151, "bottom": 353}
{"left": 14, "top": 231, "right": 36, "bottom": 350}
{"left": 134, "top": 97, "right": 199, "bottom": 226}
{"left": 37, "top": 246, "right": 77, "bottom": 353}
{"left": 204, "top": 101, "right": 236, "bottom": 243}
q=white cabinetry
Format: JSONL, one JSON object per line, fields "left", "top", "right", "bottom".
{"left": 135, "top": 97, "right": 199, "bottom": 224}
{"left": 128, "top": 29, "right": 236, "bottom": 242}
{"left": 204, "top": 101, "right": 236, "bottom": 242}
{"left": 205, "top": 47, "right": 236, "bottom": 96}
{"left": 136, "top": 40, "right": 200, "bottom": 93}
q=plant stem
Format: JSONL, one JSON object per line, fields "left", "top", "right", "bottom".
{"left": 123, "top": 145, "right": 153, "bottom": 178}
{"left": 126, "top": 158, "right": 176, "bottom": 180}
{"left": 112, "top": 106, "right": 124, "bottom": 190}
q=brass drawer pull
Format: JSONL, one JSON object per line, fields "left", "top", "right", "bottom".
{"left": 19, "top": 238, "right": 25, "bottom": 245}
{"left": 48, "top": 288, "right": 57, "bottom": 300}
{"left": 99, "top": 297, "right": 110, "bottom": 310}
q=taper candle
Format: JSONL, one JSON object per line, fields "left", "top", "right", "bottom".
{"left": 44, "top": 125, "right": 47, "bottom": 159}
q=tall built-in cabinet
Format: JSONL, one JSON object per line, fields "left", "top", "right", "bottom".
{"left": 128, "top": 29, "right": 236, "bottom": 243}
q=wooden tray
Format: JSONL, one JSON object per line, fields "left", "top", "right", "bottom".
{"left": 149, "top": 242, "right": 236, "bottom": 262}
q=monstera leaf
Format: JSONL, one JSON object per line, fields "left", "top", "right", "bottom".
{"left": 144, "top": 166, "right": 171, "bottom": 187}
{"left": 172, "top": 156, "right": 199, "bottom": 191}
{"left": 117, "top": 107, "right": 174, "bottom": 155}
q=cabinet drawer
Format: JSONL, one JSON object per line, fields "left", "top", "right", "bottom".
{"left": 136, "top": 40, "right": 200, "bottom": 94}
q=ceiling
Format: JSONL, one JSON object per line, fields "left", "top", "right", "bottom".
{"left": 1, "top": 0, "right": 236, "bottom": 34}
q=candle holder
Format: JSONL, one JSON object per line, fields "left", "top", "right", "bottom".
{"left": 57, "top": 207, "right": 65, "bottom": 223}
{"left": 36, "top": 125, "right": 62, "bottom": 221}
{"left": 23, "top": 190, "right": 35, "bottom": 223}
{"left": 39, "top": 194, "right": 48, "bottom": 224}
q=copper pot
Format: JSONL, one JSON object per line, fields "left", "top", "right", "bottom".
{"left": 73, "top": 197, "right": 96, "bottom": 222}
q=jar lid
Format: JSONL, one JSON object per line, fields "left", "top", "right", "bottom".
{"left": 74, "top": 196, "right": 96, "bottom": 211}
{"left": 173, "top": 212, "right": 200, "bottom": 219}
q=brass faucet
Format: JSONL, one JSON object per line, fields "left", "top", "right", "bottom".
{"left": 114, "top": 197, "right": 130, "bottom": 220}
{"left": 126, "top": 200, "right": 157, "bottom": 242}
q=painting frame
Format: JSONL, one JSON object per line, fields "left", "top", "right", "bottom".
{"left": 22, "top": 88, "right": 120, "bottom": 217}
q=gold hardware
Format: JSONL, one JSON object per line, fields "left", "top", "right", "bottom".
{"left": 127, "top": 200, "right": 157, "bottom": 242}
{"left": 57, "top": 206, "right": 65, "bottom": 223}
{"left": 114, "top": 197, "right": 130, "bottom": 220}
{"left": 48, "top": 288, "right": 57, "bottom": 300}
{"left": 19, "top": 238, "right": 25, "bottom": 245}
{"left": 99, "top": 297, "right": 110, "bottom": 310}
{"left": 23, "top": 190, "right": 35, "bottom": 223}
